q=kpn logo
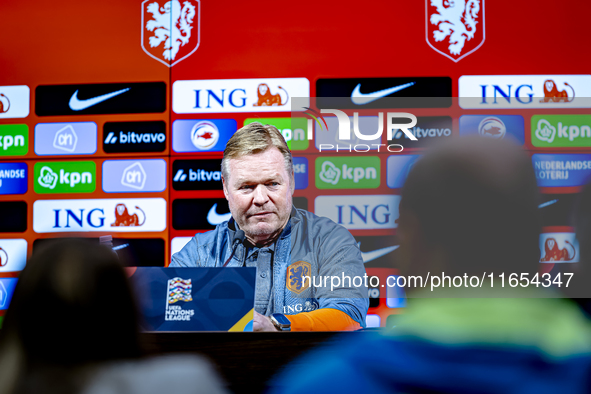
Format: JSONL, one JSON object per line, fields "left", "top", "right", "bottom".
{"left": 316, "top": 156, "right": 380, "bottom": 189}
{"left": 0, "top": 124, "right": 28, "bottom": 156}
{"left": 244, "top": 118, "right": 309, "bottom": 150}
{"left": 532, "top": 115, "right": 591, "bottom": 148}
{"left": 34, "top": 161, "right": 96, "bottom": 194}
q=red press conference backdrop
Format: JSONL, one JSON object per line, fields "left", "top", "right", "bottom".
{"left": 0, "top": 0, "right": 589, "bottom": 326}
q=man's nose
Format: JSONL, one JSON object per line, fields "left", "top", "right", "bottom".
{"left": 253, "top": 185, "right": 269, "bottom": 205}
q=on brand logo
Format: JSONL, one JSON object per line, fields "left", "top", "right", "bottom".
{"left": 121, "top": 162, "right": 146, "bottom": 190}
{"left": 53, "top": 125, "right": 78, "bottom": 152}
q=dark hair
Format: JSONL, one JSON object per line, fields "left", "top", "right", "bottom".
{"left": 399, "top": 137, "right": 541, "bottom": 276}
{"left": 0, "top": 239, "right": 142, "bottom": 389}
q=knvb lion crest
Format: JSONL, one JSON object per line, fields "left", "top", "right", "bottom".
{"left": 426, "top": 0, "right": 485, "bottom": 62}
{"left": 141, "top": 0, "right": 200, "bottom": 67}
{"left": 287, "top": 261, "right": 311, "bottom": 295}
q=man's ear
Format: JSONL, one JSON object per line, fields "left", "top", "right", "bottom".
{"left": 290, "top": 171, "right": 295, "bottom": 195}
{"left": 222, "top": 176, "right": 229, "bottom": 200}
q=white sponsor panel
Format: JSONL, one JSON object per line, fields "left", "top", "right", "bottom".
{"left": 0, "top": 239, "right": 28, "bottom": 272}
{"left": 365, "top": 314, "right": 381, "bottom": 328}
{"left": 33, "top": 198, "right": 166, "bottom": 233}
{"left": 539, "top": 231, "right": 579, "bottom": 263}
{"left": 171, "top": 236, "right": 192, "bottom": 257}
{"left": 314, "top": 195, "right": 400, "bottom": 230}
{"left": 0, "top": 86, "right": 30, "bottom": 119}
{"left": 459, "top": 75, "right": 591, "bottom": 109}
{"left": 172, "top": 78, "right": 310, "bottom": 113}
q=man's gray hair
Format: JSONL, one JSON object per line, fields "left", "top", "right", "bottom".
{"left": 221, "top": 122, "right": 293, "bottom": 181}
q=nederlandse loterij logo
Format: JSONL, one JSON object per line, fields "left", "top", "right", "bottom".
{"left": 244, "top": 118, "right": 309, "bottom": 150}
{"left": 0, "top": 125, "right": 28, "bottom": 157}
{"left": 426, "top": 0, "right": 484, "bottom": 62}
{"left": 531, "top": 115, "right": 591, "bottom": 148}
{"left": 316, "top": 157, "right": 380, "bottom": 189}
{"left": 141, "top": 0, "right": 200, "bottom": 67}
{"left": 532, "top": 154, "right": 591, "bottom": 187}
{"left": 0, "top": 163, "right": 27, "bottom": 195}
{"left": 34, "top": 161, "right": 96, "bottom": 194}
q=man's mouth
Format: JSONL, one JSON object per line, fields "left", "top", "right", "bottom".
{"left": 249, "top": 211, "right": 273, "bottom": 218}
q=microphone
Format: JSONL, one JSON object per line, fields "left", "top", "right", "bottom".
{"left": 223, "top": 230, "right": 245, "bottom": 267}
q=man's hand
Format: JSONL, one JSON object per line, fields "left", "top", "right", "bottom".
{"left": 253, "top": 311, "right": 279, "bottom": 332}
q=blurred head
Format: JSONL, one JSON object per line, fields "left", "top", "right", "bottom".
{"left": 222, "top": 122, "right": 294, "bottom": 246}
{"left": 0, "top": 239, "right": 141, "bottom": 367}
{"left": 398, "top": 137, "right": 541, "bottom": 277}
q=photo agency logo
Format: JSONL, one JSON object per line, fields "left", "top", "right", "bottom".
{"left": 292, "top": 98, "right": 419, "bottom": 153}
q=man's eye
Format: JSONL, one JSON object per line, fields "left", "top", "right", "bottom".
{"left": 268, "top": 182, "right": 279, "bottom": 187}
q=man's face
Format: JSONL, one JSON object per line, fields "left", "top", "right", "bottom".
{"left": 223, "top": 147, "right": 294, "bottom": 246}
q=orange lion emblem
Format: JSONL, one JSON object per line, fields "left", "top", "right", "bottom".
{"left": 540, "top": 80, "right": 574, "bottom": 103}
{"left": 111, "top": 204, "right": 145, "bottom": 227}
{"left": 540, "top": 237, "right": 576, "bottom": 262}
{"left": 0, "top": 93, "right": 9, "bottom": 113}
{"left": 253, "top": 83, "right": 288, "bottom": 107}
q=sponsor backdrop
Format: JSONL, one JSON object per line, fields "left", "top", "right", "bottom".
{"left": 0, "top": 0, "right": 589, "bottom": 326}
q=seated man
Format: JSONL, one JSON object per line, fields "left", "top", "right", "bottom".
{"left": 171, "top": 122, "right": 368, "bottom": 332}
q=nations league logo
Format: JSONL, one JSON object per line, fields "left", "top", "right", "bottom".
{"left": 426, "top": 0, "right": 485, "bottom": 62}
{"left": 165, "top": 277, "right": 195, "bottom": 321}
{"left": 141, "top": 0, "right": 200, "bottom": 67}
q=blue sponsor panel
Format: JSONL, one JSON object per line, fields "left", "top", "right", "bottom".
{"left": 172, "top": 119, "right": 237, "bottom": 153}
{"left": 129, "top": 267, "right": 256, "bottom": 331}
{"left": 293, "top": 157, "right": 308, "bottom": 190}
{"left": 459, "top": 115, "right": 525, "bottom": 145}
{"left": 386, "top": 155, "right": 420, "bottom": 189}
{"left": 102, "top": 159, "right": 167, "bottom": 193}
{"left": 0, "top": 278, "right": 18, "bottom": 310}
{"left": 0, "top": 162, "right": 27, "bottom": 195}
{"left": 35, "top": 122, "right": 97, "bottom": 155}
{"left": 532, "top": 154, "right": 591, "bottom": 187}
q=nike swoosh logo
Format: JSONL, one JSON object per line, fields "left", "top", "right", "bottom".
{"left": 360, "top": 245, "right": 399, "bottom": 263}
{"left": 69, "top": 88, "right": 130, "bottom": 111}
{"left": 538, "top": 199, "right": 558, "bottom": 209}
{"left": 207, "top": 203, "right": 232, "bottom": 225}
{"left": 351, "top": 82, "right": 415, "bottom": 105}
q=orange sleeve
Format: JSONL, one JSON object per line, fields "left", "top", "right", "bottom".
{"left": 286, "top": 308, "right": 361, "bottom": 331}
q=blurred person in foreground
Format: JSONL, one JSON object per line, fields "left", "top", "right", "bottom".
{"left": 565, "top": 180, "right": 591, "bottom": 316}
{"left": 171, "top": 122, "right": 368, "bottom": 331}
{"left": 0, "top": 239, "right": 227, "bottom": 394}
{"left": 269, "top": 137, "right": 591, "bottom": 394}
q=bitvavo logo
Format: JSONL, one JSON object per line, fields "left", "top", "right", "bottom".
{"left": 303, "top": 109, "right": 417, "bottom": 152}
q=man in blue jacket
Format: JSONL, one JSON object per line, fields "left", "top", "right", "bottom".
{"left": 171, "top": 122, "right": 368, "bottom": 332}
